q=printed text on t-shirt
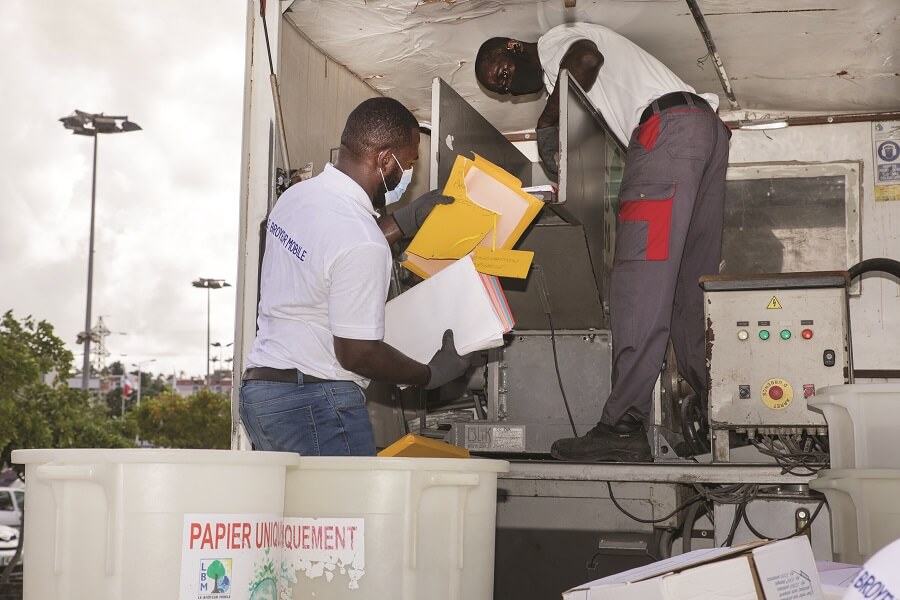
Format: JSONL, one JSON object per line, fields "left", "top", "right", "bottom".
{"left": 268, "top": 218, "right": 309, "bottom": 262}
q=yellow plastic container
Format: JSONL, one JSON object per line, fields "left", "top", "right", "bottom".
{"left": 378, "top": 434, "right": 470, "bottom": 458}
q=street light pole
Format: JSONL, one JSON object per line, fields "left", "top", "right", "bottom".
{"left": 132, "top": 359, "right": 157, "bottom": 407}
{"left": 206, "top": 285, "right": 211, "bottom": 386}
{"left": 60, "top": 110, "right": 141, "bottom": 392}
{"left": 83, "top": 134, "right": 98, "bottom": 393}
{"left": 192, "top": 278, "right": 231, "bottom": 388}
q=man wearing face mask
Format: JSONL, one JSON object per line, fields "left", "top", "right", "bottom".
{"left": 239, "top": 97, "right": 468, "bottom": 456}
{"left": 475, "top": 24, "right": 730, "bottom": 463}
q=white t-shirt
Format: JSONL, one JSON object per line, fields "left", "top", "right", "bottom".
{"left": 246, "top": 163, "right": 392, "bottom": 388}
{"left": 538, "top": 23, "right": 720, "bottom": 147}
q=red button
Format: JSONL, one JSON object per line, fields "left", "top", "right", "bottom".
{"left": 802, "top": 329, "right": 813, "bottom": 339}
{"left": 769, "top": 385, "right": 784, "bottom": 400}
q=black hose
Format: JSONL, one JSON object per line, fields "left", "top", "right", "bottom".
{"left": 848, "top": 258, "right": 900, "bottom": 281}
{"left": 681, "top": 499, "right": 705, "bottom": 553}
{"left": 681, "top": 393, "right": 710, "bottom": 456}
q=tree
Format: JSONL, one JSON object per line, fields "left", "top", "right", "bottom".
{"left": 106, "top": 360, "right": 125, "bottom": 376}
{"left": 206, "top": 559, "right": 226, "bottom": 593}
{"left": 0, "top": 311, "right": 136, "bottom": 469}
{"left": 132, "top": 389, "right": 231, "bottom": 449}
{"left": 136, "top": 371, "right": 169, "bottom": 401}
{"left": 104, "top": 384, "right": 136, "bottom": 417}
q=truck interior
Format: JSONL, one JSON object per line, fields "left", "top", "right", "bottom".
{"left": 232, "top": 1, "right": 900, "bottom": 597}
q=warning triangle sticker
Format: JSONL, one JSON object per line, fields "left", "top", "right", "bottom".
{"left": 767, "top": 296, "right": 783, "bottom": 310}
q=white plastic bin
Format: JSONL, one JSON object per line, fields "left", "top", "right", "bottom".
{"left": 810, "top": 468, "right": 900, "bottom": 565}
{"left": 281, "top": 456, "right": 509, "bottom": 600}
{"left": 810, "top": 384, "right": 900, "bottom": 469}
{"left": 12, "top": 448, "right": 300, "bottom": 600}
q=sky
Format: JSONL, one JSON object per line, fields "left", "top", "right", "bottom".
{"left": 0, "top": 1, "right": 247, "bottom": 380}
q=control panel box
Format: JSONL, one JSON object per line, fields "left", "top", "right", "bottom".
{"left": 702, "top": 272, "right": 851, "bottom": 436}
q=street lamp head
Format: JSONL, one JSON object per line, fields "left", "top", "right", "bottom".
{"left": 192, "top": 278, "right": 231, "bottom": 289}
{"left": 59, "top": 110, "right": 142, "bottom": 136}
{"left": 121, "top": 120, "right": 142, "bottom": 132}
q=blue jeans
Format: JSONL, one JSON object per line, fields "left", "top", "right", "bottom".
{"left": 239, "top": 379, "right": 376, "bottom": 456}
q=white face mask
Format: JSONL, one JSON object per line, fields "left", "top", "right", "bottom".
{"left": 381, "top": 153, "right": 414, "bottom": 206}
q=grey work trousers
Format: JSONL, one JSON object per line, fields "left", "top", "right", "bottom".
{"left": 600, "top": 97, "right": 731, "bottom": 426}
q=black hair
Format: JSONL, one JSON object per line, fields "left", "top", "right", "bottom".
{"left": 340, "top": 97, "right": 418, "bottom": 158}
{"left": 475, "top": 37, "right": 511, "bottom": 85}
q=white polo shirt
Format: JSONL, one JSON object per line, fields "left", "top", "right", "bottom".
{"left": 538, "top": 23, "right": 720, "bottom": 147}
{"left": 246, "top": 163, "right": 392, "bottom": 388}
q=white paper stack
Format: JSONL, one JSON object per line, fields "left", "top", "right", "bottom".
{"left": 384, "top": 255, "right": 513, "bottom": 364}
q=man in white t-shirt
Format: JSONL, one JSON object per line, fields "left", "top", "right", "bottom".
{"left": 475, "top": 24, "right": 731, "bottom": 462}
{"left": 239, "top": 97, "right": 471, "bottom": 456}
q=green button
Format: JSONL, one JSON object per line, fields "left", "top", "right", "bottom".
{"left": 759, "top": 330, "right": 770, "bottom": 340}
{"left": 780, "top": 329, "right": 792, "bottom": 340}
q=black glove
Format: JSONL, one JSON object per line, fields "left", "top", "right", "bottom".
{"left": 536, "top": 126, "right": 560, "bottom": 177}
{"left": 392, "top": 190, "right": 454, "bottom": 239}
{"left": 424, "top": 330, "right": 471, "bottom": 390}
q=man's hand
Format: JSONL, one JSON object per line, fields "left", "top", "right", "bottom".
{"left": 424, "top": 330, "right": 471, "bottom": 390}
{"left": 537, "top": 126, "right": 560, "bottom": 177}
{"left": 392, "top": 190, "right": 454, "bottom": 239}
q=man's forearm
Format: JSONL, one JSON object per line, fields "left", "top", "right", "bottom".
{"left": 539, "top": 40, "right": 603, "bottom": 130}
{"left": 538, "top": 83, "right": 561, "bottom": 129}
{"left": 334, "top": 337, "right": 430, "bottom": 386}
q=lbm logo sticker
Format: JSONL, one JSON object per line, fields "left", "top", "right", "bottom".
{"left": 199, "top": 558, "right": 232, "bottom": 598}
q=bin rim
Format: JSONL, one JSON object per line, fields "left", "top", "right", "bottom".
{"left": 813, "top": 467, "right": 900, "bottom": 481}
{"left": 11, "top": 448, "right": 302, "bottom": 467}
{"left": 814, "top": 383, "right": 900, "bottom": 397}
{"left": 289, "top": 455, "right": 510, "bottom": 473}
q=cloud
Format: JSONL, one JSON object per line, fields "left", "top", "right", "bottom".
{"left": 0, "top": 0, "right": 245, "bottom": 377}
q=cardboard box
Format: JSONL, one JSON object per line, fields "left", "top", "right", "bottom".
{"left": 564, "top": 537, "right": 824, "bottom": 600}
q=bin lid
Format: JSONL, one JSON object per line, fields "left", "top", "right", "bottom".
{"left": 11, "top": 448, "right": 302, "bottom": 466}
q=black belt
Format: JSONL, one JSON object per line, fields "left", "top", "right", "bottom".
{"left": 639, "top": 91, "right": 711, "bottom": 125}
{"left": 242, "top": 367, "right": 331, "bottom": 384}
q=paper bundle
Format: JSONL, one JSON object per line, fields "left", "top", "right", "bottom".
{"left": 383, "top": 256, "right": 514, "bottom": 364}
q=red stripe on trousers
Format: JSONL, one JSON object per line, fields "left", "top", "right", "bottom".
{"left": 637, "top": 114, "right": 661, "bottom": 150}
{"left": 618, "top": 197, "right": 673, "bottom": 260}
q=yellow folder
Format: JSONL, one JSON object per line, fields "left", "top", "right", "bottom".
{"left": 402, "top": 153, "right": 542, "bottom": 279}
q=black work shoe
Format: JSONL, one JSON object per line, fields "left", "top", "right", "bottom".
{"left": 550, "top": 413, "right": 652, "bottom": 462}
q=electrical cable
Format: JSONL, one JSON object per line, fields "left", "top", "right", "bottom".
{"left": 722, "top": 497, "right": 748, "bottom": 547}
{"left": 534, "top": 264, "right": 577, "bottom": 437}
{"left": 658, "top": 528, "right": 675, "bottom": 559}
{"left": 849, "top": 258, "right": 900, "bottom": 281}
{"left": 741, "top": 500, "right": 826, "bottom": 542}
{"left": 548, "top": 312, "right": 578, "bottom": 437}
{"left": 750, "top": 436, "right": 828, "bottom": 476}
{"left": 606, "top": 481, "right": 704, "bottom": 524}
{"left": 680, "top": 499, "right": 705, "bottom": 553}
{"left": 680, "top": 393, "right": 710, "bottom": 456}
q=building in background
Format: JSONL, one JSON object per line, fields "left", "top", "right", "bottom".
{"left": 171, "top": 369, "right": 232, "bottom": 397}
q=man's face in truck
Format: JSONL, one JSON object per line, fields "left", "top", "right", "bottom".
{"left": 476, "top": 38, "right": 544, "bottom": 96}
